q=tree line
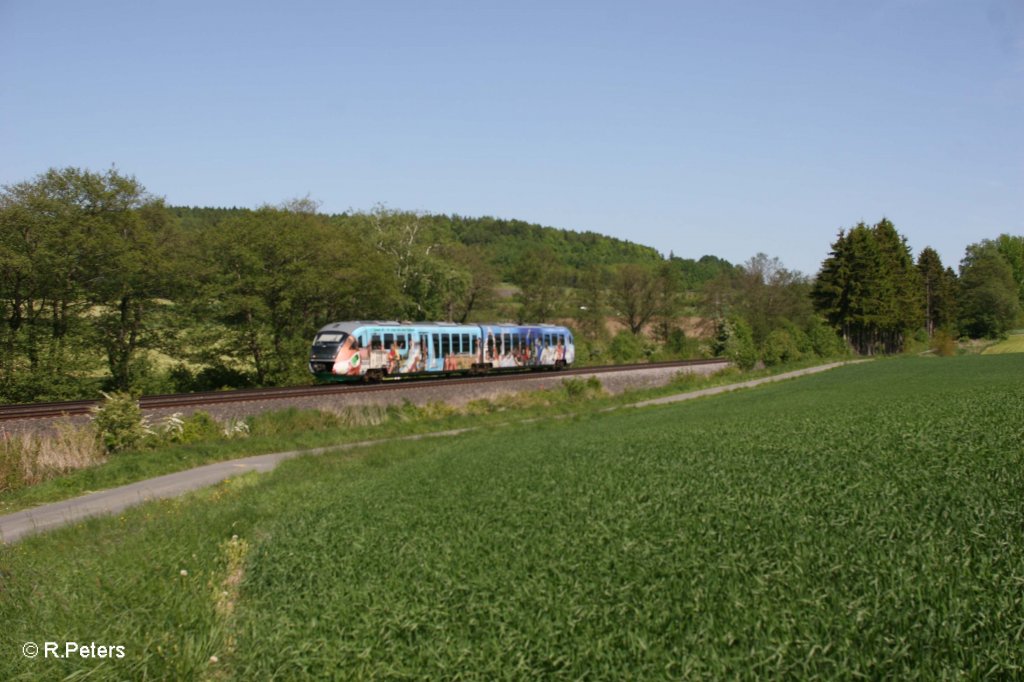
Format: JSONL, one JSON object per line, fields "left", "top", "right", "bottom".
{"left": 812, "top": 219, "right": 1022, "bottom": 355}
{"left": 1, "top": 167, "right": 1021, "bottom": 403}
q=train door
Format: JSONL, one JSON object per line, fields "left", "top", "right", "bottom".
{"left": 417, "top": 333, "right": 429, "bottom": 373}
{"left": 428, "top": 333, "right": 441, "bottom": 372}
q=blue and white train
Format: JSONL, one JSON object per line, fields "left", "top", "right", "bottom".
{"left": 309, "top": 321, "right": 574, "bottom": 382}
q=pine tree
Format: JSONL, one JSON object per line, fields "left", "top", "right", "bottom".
{"left": 813, "top": 219, "right": 921, "bottom": 354}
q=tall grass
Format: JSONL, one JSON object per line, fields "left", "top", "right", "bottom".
{"left": 0, "top": 421, "right": 105, "bottom": 494}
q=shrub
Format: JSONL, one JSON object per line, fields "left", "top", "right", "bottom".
{"left": 931, "top": 330, "right": 958, "bottom": 357}
{"left": 153, "top": 411, "right": 224, "bottom": 445}
{"left": 723, "top": 318, "right": 758, "bottom": 370}
{"left": 609, "top": 330, "right": 644, "bottom": 363}
{"left": 91, "top": 392, "right": 148, "bottom": 454}
{"left": 561, "top": 376, "right": 603, "bottom": 401}
{"left": 807, "top": 318, "right": 847, "bottom": 358}
{"left": 763, "top": 329, "right": 802, "bottom": 366}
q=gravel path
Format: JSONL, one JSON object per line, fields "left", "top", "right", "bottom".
{"left": 0, "top": 361, "right": 861, "bottom": 544}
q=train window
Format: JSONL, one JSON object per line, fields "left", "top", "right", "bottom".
{"left": 441, "top": 334, "right": 450, "bottom": 357}
{"left": 486, "top": 335, "right": 494, "bottom": 359}
{"left": 383, "top": 333, "right": 394, "bottom": 348}
{"left": 432, "top": 334, "right": 439, "bottom": 358}
{"left": 544, "top": 334, "right": 551, "bottom": 347}
{"left": 452, "top": 335, "right": 460, "bottom": 354}
{"left": 512, "top": 333, "right": 520, "bottom": 352}
{"left": 502, "top": 334, "right": 510, "bottom": 353}
{"left": 558, "top": 335, "right": 565, "bottom": 345}
{"left": 461, "top": 334, "right": 470, "bottom": 353}
{"left": 397, "top": 335, "right": 407, "bottom": 350}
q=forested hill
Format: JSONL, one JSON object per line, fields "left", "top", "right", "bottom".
{"left": 171, "top": 204, "right": 734, "bottom": 293}
{"left": 3, "top": 168, "right": 1020, "bottom": 404}
{"left": 171, "top": 207, "right": 676, "bottom": 272}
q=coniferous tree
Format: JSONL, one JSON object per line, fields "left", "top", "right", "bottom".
{"left": 916, "top": 247, "right": 957, "bottom": 337}
{"left": 813, "top": 219, "right": 921, "bottom": 354}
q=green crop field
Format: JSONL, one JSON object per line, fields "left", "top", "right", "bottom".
{"left": 2, "top": 356, "right": 1023, "bottom": 679}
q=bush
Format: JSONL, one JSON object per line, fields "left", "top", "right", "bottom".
{"left": 609, "top": 330, "right": 644, "bottom": 363}
{"left": 153, "top": 411, "right": 224, "bottom": 445}
{"left": 931, "top": 330, "right": 958, "bottom": 357}
{"left": 561, "top": 376, "right": 603, "bottom": 401}
{"left": 91, "top": 391, "right": 148, "bottom": 454}
{"left": 807, "top": 318, "right": 847, "bottom": 358}
{"left": 763, "top": 329, "right": 802, "bottom": 366}
{"left": 720, "top": 318, "right": 758, "bottom": 370}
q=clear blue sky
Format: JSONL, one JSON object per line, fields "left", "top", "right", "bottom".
{"left": 2, "top": 0, "right": 1021, "bottom": 275}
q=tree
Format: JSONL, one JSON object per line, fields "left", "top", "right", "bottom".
{"left": 572, "top": 264, "right": 611, "bottom": 342}
{"left": 957, "top": 242, "right": 1020, "bottom": 338}
{"left": 0, "top": 167, "right": 178, "bottom": 396}
{"left": 916, "top": 247, "right": 957, "bottom": 337}
{"left": 196, "top": 205, "right": 399, "bottom": 385}
{"left": 435, "top": 244, "right": 497, "bottom": 323}
{"left": 610, "top": 263, "right": 661, "bottom": 335}
{"left": 813, "top": 219, "right": 921, "bottom": 354}
{"left": 512, "top": 247, "right": 566, "bottom": 323}
{"left": 991, "top": 234, "right": 1024, "bottom": 304}
{"left": 726, "top": 254, "right": 811, "bottom": 346}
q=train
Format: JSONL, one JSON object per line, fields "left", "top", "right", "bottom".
{"left": 309, "top": 321, "right": 575, "bottom": 382}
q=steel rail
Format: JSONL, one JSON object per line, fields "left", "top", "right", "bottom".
{"left": 0, "top": 359, "right": 729, "bottom": 422}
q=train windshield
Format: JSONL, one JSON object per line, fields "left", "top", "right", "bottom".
{"left": 314, "top": 332, "right": 347, "bottom": 346}
{"left": 311, "top": 332, "right": 348, "bottom": 360}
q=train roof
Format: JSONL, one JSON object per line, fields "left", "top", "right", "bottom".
{"left": 315, "top": 321, "right": 571, "bottom": 334}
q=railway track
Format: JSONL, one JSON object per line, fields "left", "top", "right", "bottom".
{"left": 0, "top": 359, "right": 729, "bottom": 422}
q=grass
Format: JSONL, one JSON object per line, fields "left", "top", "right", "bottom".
{"left": 0, "top": 361, "right": 815, "bottom": 515}
{"left": 981, "top": 331, "right": 1024, "bottom": 355}
{"left": 1, "top": 355, "right": 1022, "bottom": 679}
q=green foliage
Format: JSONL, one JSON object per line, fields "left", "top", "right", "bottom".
{"left": 706, "top": 253, "right": 812, "bottom": 346}
{"left": 930, "top": 330, "right": 958, "bottom": 356}
{"left": 91, "top": 391, "right": 147, "bottom": 453}
{"left": 560, "top": 375, "right": 603, "bottom": 401}
{"left": 0, "top": 167, "right": 175, "bottom": 396}
{"left": 724, "top": 317, "right": 758, "bottom": 369}
{"left": 762, "top": 328, "right": 802, "bottom": 366}
{"left": 609, "top": 329, "right": 644, "bottom": 363}
{"left": 958, "top": 241, "right": 1021, "bottom": 339}
{"left": 155, "top": 411, "right": 224, "bottom": 445}
{"left": 713, "top": 317, "right": 758, "bottom": 369}
{"left": 991, "top": 233, "right": 1024, "bottom": 304}
{"left": 807, "top": 316, "right": 847, "bottom": 357}
{"left": 813, "top": 219, "right": 922, "bottom": 354}
{"left": 917, "top": 246, "right": 958, "bottom": 337}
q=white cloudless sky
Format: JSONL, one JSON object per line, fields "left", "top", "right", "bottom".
{"left": 1, "top": 0, "right": 1021, "bottom": 275}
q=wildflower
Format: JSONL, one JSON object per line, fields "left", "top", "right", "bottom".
{"left": 180, "top": 569, "right": 188, "bottom": 577}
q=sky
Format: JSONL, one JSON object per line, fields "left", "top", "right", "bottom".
{"left": 1, "top": 0, "right": 1021, "bottom": 275}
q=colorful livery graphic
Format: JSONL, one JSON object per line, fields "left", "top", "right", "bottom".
{"left": 309, "top": 321, "right": 574, "bottom": 382}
